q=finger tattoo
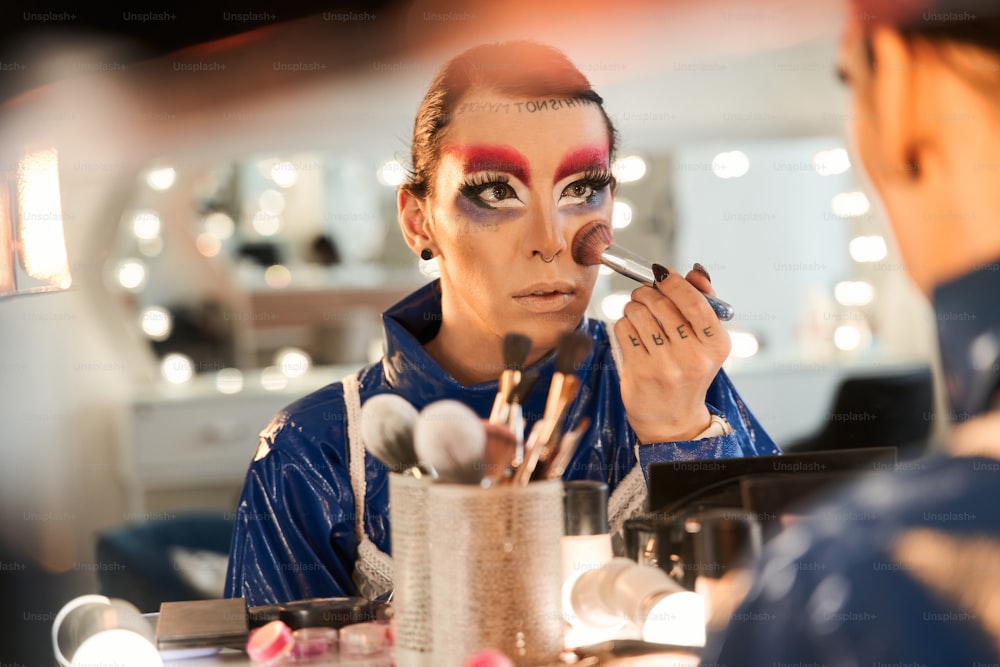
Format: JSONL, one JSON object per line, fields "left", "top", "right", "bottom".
{"left": 676, "top": 325, "right": 689, "bottom": 340}
{"left": 703, "top": 326, "right": 714, "bottom": 338}
{"left": 652, "top": 333, "right": 665, "bottom": 346}
{"left": 629, "top": 335, "right": 641, "bottom": 347}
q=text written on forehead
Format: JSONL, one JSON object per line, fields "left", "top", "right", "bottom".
{"left": 455, "top": 97, "right": 598, "bottom": 116}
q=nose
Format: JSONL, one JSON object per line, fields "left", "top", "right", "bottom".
{"left": 525, "top": 201, "right": 569, "bottom": 262}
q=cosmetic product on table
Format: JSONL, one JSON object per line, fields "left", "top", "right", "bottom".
{"left": 561, "top": 480, "right": 615, "bottom": 647}
{"left": 52, "top": 595, "right": 163, "bottom": 667}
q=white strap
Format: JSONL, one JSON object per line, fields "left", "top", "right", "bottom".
{"left": 343, "top": 372, "right": 368, "bottom": 543}
{"left": 342, "top": 372, "right": 395, "bottom": 599}
{"left": 604, "top": 328, "right": 649, "bottom": 551}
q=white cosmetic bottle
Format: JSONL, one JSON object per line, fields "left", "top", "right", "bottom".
{"left": 561, "top": 480, "right": 618, "bottom": 645}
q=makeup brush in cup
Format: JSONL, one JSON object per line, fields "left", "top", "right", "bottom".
{"left": 543, "top": 417, "right": 591, "bottom": 480}
{"left": 571, "top": 221, "right": 735, "bottom": 321}
{"left": 543, "top": 332, "right": 592, "bottom": 436}
{"left": 413, "top": 400, "right": 487, "bottom": 485}
{"left": 482, "top": 422, "right": 518, "bottom": 487}
{"left": 506, "top": 370, "right": 539, "bottom": 466}
{"left": 489, "top": 333, "right": 533, "bottom": 424}
{"left": 360, "top": 393, "right": 429, "bottom": 476}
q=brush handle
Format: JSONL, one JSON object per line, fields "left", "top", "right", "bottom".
{"left": 602, "top": 245, "right": 734, "bottom": 321}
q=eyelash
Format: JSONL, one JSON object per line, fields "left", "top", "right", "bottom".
{"left": 459, "top": 173, "right": 516, "bottom": 208}
{"left": 458, "top": 168, "right": 613, "bottom": 209}
{"left": 575, "top": 169, "right": 613, "bottom": 192}
{"left": 563, "top": 169, "right": 613, "bottom": 202}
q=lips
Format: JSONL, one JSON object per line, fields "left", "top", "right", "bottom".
{"left": 513, "top": 282, "right": 576, "bottom": 298}
{"left": 512, "top": 283, "right": 577, "bottom": 313}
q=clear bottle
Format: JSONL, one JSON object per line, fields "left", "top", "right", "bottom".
{"left": 561, "top": 481, "right": 618, "bottom": 646}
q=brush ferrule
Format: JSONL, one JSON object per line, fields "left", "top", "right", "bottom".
{"left": 601, "top": 244, "right": 656, "bottom": 287}
{"left": 601, "top": 244, "right": 735, "bottom": 321}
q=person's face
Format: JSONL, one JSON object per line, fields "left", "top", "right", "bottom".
{"left": 836, "top": 16, "right": 936, "bottom": 294}
{"left": 422, "top": 90, "right": 612, "bottom": 349}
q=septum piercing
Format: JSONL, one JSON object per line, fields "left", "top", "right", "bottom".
{"left": 539, "top": 253, "right": 556, "bottom": 263}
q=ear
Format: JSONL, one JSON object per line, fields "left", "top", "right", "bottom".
{"left": 397, "top": 188, "right": 435, "bottom": 256}
{"left": 868, "top": 26, "right": 919, "bottom": 179}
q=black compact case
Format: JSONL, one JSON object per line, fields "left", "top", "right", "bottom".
{"left": 628, "top": 447, "right": 897, "bottom": 588}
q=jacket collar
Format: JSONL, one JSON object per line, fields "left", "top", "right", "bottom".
{"left": 379, "top": 279, "right": 592, "bottom": 412}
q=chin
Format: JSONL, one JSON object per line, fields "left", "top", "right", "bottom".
{"left": 517, "top": 310, "right": 587, "bottom": 349}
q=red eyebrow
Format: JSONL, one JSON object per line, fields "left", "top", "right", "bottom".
{"left": 554, "top": 146, "right": 609, "bottom": 183}
{"left": 444, "top": 144, "right": 531, "bottom": 184}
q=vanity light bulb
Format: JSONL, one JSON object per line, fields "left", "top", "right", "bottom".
{"left": 612, "top": 201, "right": 633, "bottom": 229}
{"left": 216, "top": 368, "right": 244, "bottom": 394}
{"left": 813, "top": 148, "right": 850, "bottom": 176}
{"left": 376, "top": 160, "right": 405, "bottom": 187}
{"left": 140, "top": 306, "right": 172, "bottom": 340}
{"left": 116, "top": 259, "right": 146, "bottom": 291}
{"left": 260, "top": 366, "right": 288, "bottom": 391}
{"left": 276, "top": 348, "right": 310, "bottom": 378}
{"left": 729, "top": 330, "right": 760, "bottom": 359}
{"left": 271, "top": 161, "right": 298, "bottom": 188}
{"left": 831, "top": 191, "right": 870, "bottom": 218}
{"left": 161, "top": 353, "right": 194, "bottom": 384}
{"left": 131, "top": 210, "right": 161, "bottom": 241}
{"left": 711, "top": 151, "right": 749, "bottom": 179}
{"left": 146, "top": 167, "right": 176, "bottom": 191}
{"left": 611, "top": 155, "right": 647, "bottom": 183}
{"left": 600, "top": 293, "right": 631, "bottom": 320}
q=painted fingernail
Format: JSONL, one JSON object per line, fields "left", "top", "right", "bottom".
{"left": 652, "top": 263, "right": 670, "bottom": 283}
{"left": 693, "top": 262, "right": 712, "bottom": 283}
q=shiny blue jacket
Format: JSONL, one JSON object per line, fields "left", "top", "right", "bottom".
{"left": 225, "top": 280, "right": 779, "bottom": 605}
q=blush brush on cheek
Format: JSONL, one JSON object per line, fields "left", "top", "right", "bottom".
{"left": 571, "top": 221, "right": 735, "bottom": 321}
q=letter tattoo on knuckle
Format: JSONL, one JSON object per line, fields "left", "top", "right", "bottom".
{"left": 629, "top": 335, "right": 641, "bottom": 347}
{"left": 702, "top": 326, "right": 714, "bottom": 338}
{"left": 652, "top": 333, "right": 665, "bottom": 346}
{"left": 676, "top": 325, "right": 689, "bottom": 340}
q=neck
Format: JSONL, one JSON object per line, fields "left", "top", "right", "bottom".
{"left": 932, "top": 259, "right": 1000, "bottom": 420}
{"left": 424, "top": 287, "right": 507, "bottom": 386}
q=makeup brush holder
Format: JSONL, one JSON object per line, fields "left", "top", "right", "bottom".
{"left": 389, "top": 473, "right": 434, "bottom": 667}
{"left": 427, "top": 480, "right": 565, "bottom": 667}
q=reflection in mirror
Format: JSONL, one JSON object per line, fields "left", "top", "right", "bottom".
{"left": 107, "top": 152, "right": 423, "bottom": 383}
{"left": 107, "top": 136, "right": 884, "bottom": 389}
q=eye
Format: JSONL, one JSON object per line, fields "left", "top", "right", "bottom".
{"left": 560, "top": 169, "right": 613, "bottom": 205}
{"left": 459, "top": 174, "right": 522, "bottom": 209}
{"left": 565, "top": 182, "right": 595, "bottom": 200}
{"left": 479, "top": 182, "right": 518, "bottom": 204}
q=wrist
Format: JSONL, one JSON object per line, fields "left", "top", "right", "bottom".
{"left": 635, "top": 407, "right": 714, "bottom": 444}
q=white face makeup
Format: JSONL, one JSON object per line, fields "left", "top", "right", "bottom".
{"left": 422, "top": 91, "right": 615, "bottom": 357}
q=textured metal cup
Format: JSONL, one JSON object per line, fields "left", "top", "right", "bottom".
{"left": 427, "top": 480, "right": 565, "bottom": 667}
{"left": 389, "top": 472, "right": 434, "bottom": 667}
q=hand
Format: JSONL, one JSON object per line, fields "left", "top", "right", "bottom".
{"left": 613, "top": 263, "right": 731, "bottom": 443}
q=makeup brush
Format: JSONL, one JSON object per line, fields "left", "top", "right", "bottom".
{"left": 527, "top": 332, "right": 592, "bottom": 468}
{"left": 506, "top": 370, "right": 539, "bottom": 465}
{"left": 360, "top": 393, "right": 421, "bottom": 473}
{"left": 544, "top": 332, "right": 592, "bottom": 426}
{"left": 413, "top": 400, "right": 487, "bottom": 485}
{"left": 482, "top": 422, "right": 518, "bottom": 487}
{"left": 571, "top": 221, "right": 735, "bottom": 321}
{"left": 489, "top": 333, "right": 533, "bottom": 424}
{"left": 543, "top": 417, "right": 591, "bottom": 480}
